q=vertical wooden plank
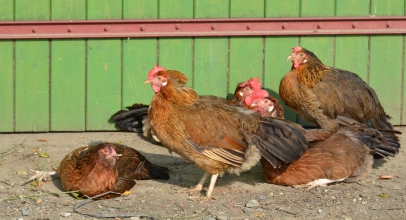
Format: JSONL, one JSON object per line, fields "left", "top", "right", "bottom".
{"left": 194, "top": 0, "right": 229, "bottom": 97}
{"left": 298, "top": 0, "right": 335, "bottom": 126}
{"left": 336, "top": 0, "right": 370, "bottom": 16}
{"left": 159, "top": 0, "right": 193, "bottom": 18}
{"left": 230, "top": 0, "right": 264, "bottom": 17}
{"left": 87, "top": 0, "right": 122, "bottom": 19}
{"left": 0, "top": 41, "right": 14, "bottom": 132}
{"left": 369, "top": 1, "right": 404, "bottom": 125}
{"left": 51, "top": 0, "right": 86, "bottom": 20}
{"left": 159, "top": 0, "right": 193, "bottom": 85}
{"left": 15, "top": 40, "right": 50, "bottom": 132}
{"left": 370, "top": 0, "right": 404, "bottom": 16}
{"left": 229, "top": 1, "right": 264, "bottom": 99}
{"left": 301, "top": 0, "right": 335, "bottom": 16}
{"left": 86, "top": 1, "right": 122, "bottom": 130}
{"left": 14, "top": 0, "right": 50, "bottom": 132}
{"left": 0, "top": 1, "right": 13, "bottom": 132}
{"left": 122, "top": 1, "right": 158, "bottom": 107}
{"left": 15, "top": 0, "right": 50, "bottom": 20}
{"left": 123, "top": 0, "right": 158, "bottom": 19}
{"left": 265, "top": 0, "right": 300, "bottom": 17}
{"left": 264, "top": 1, "right": 299, "bottom": 121}
{"left": 370, "top": 36, "right": 403, "bottom": 125}
{"left": 0, "top": 0, "right": 13, "bottom": 20}
{"left": 335, "top": 0, "right": 370, "bottom": 81}
{"left": 50, "top": 1, "right": 86, "bottom": 131}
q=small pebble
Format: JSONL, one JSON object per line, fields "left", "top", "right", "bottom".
{"left": 242, "top": 207, "right": 252, "bottom": 213}
{"left": 245, "top": 200, "right": 259, "bottom": 208}
{"left": 216, "top": 216, "right": 228, "bottom": 220}
{"left": 317, "top": 209, "right": 323, "bottom": 214}
{"left": 202, "top": 218, "right": 215, "bottom": 220}
{"left": 22, "top": 210, "right": 30, "bottom": 216}
{"left": 130, "top": 217, "right": 140, "bottom": 220}
{"left": 361, "top": 201, "right": 367, "bottom": 205}
{"left": 108, "top": 208, "right": 116, "bottom": 212}
{"left": 258, "top": 195, "right": 266, "bottom": 200}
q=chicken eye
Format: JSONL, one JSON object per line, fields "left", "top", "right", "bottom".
{"left": 299, "top": 53, "right": 305, "bottom": 57}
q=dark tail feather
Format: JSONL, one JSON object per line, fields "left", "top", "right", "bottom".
{"left": 109, "top": 103, "right": 149, "bottom": 132}
{"left": 336, "top": 115, "right": 401, "bottom": 158}
{"left": 148, "top": 164, "right": 170, "bottom": 180}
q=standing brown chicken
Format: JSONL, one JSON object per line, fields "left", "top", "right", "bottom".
{"left": 27, "top": 143, "right": 169, "bottom": 199}
{"left": 145, "top": 67, "right": 308, "bottom": 201}
{"left": 279, "top": 46, "right": 400, "bottom": 157}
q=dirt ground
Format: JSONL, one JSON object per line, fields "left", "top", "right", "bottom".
{"left": 0, "top": 128, "right": 405, "bottom": 220}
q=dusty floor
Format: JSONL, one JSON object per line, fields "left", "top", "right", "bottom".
{"left": 0, "top": 128, "right": 405, "bottom": 220}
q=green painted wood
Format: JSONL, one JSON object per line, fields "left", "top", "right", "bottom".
{"left": 228, "top": 37, "right": 263, "bottom": 98}
{"left": 86, "top": 39, "right": 121, "bottom": 130}
{"left": 87, "top": 0, "right": 122, "bottom": 19}
{"left": 86, "top": 1, "right": 123, "bottom": 130}
{"left": 264, "top": 37, "right": 298, "bottom": 122}
{"left": 51, "top": 0, "right": 86, "bottom": 20}
{"left": 335, "top": 0, "right": 370, "bottom": 81}
{"left": 50, "top": 40, "right": 85, "bottom": 131}
{"left": 194, "top": 38, "right": 228, "bottom": 97}
{"left": 195, "top": 0, "right": 229, "bottom": 18}
{"left": 264, "top": 1, "right": 299, "bottom": 121}
{"left": 158, "top": 0, "right": 193, "bottom": 85}
{"left": 159, "top": 0, "right": 193, "bottom": 18}
{"left": 0, "top": 41, "right": 14, "bottom": 132}
{"left": 15, "top": 40, "right": 49, "bottom": 132}
{"left": 301, "top": 0, "right": 335, "bottom": 17}
{"left": 265, "top": 0, "right": 300, "bottom": 17}
{"left": 122, "top": 1, "right": 159, "bottom": 107}
{"left": 15, "top": 0, "right": 50, "bottom": 20}
{"left": 230, "top": 0, "right": 264, "bottom": 18}
{"left": 122, "top": 39, "right": 157, "bottom": 106}
{"left": 123, "top": 0, "right": 158, "bottom": 19}
{"left": 50, "top": 0, "right": 86, "bottom": 131}
{"left": 14, "top": 0, "right": 50, "bottom": 132}
{"left": 403, "top": 42, "right": 406, "bottom": 125}
{"left": 369, "top": 36, "right": 403, "bottom": 125}
{"left": 193, "top": 0, "right": 229, "bottom": 97}
{"left": 336, "top": 0, "right": 370, "bottom": 16}
{"left": 0, "top": 0, "right": 13, "bottom": 20}
{"left": 370, "top": 0, "right": 405, "bottom": 16}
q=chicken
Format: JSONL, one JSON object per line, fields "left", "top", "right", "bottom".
{"left": 144, "top": 66, "right": 308, "bottom": 201}
{"left": 261, "top": 116, "right": 398, "bottom": 188}
{"left": 27, "top": 143, "right": 169, "bottom": 199}
{"left": 110, "top": 71, "right": 259, "bottom": 142}
{"left": 247, "top": 89, "right": 285, "bottom": 119}
{"left": 229, "top": 77, "right": 262, "bottom": 108}
{"left": 279, "top": 46, "right": 401, "bottom": 157}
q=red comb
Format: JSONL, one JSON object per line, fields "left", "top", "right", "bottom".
{"left": 147, "top": 64, "right": 166, "bottom": 79}
{"left": 292, "top": 46, "right": 302, "bottom": 53}
{"left": 238, "top": 77, "right": 261, "bottom": 91}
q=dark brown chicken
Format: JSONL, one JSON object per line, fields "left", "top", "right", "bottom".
{"left": 261, "top": 116, "right": 398, "bottom": 188}
{"left": 279, "top": 46, "right": 400, "bottom": 157}
{"left": 27, "top": 143, "right": 169, "bottom": 199}
{"left": 144, "top": 66, "right": 308, "bottom": 201}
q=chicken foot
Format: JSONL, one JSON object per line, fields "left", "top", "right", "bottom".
{"left": 187, "top": 172, "right": 219, "bottom": 203}
{"left": 24, "top": 169, "right": 56, "bottom": 185}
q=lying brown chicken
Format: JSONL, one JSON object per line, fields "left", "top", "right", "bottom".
{"left": 229, "top": 77, "right": 262, "bottom": 107}
{"left": 279, "top": 46, "right": 400, "bottom": 157}
{"left": 144, "top": 66, "right": 308, "bottom": 201}
{"left": 247, "top": 89, "right": 285, "bottom": 119}
{"left": 27, "top": 143, "right": 169, "bottom": 199}
{"left": 261, "top": 116, "right": 398, "bottom": 188}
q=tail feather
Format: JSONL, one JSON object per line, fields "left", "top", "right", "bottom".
{"left": 109, "top": 103, "right": 149, "bottom": 132}
{"left": 147, "top": 164, "right": 170, "bottom": 180}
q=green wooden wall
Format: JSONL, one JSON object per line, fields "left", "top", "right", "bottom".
{"left": 0, "top": 0, "right": 405, "bottom": 132}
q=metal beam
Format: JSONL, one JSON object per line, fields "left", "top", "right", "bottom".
{"left": 1, "top": 17, "right": 406, "bottom": 39}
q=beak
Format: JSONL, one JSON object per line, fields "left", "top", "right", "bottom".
{"left": 287, "top": 55, "right": 293, "bottom": 61}
{"left": 144, "top": 79, "right": 152, "bottom": 84}
{"left": 250, "top": 103, "right": 258, "bottom": 107}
